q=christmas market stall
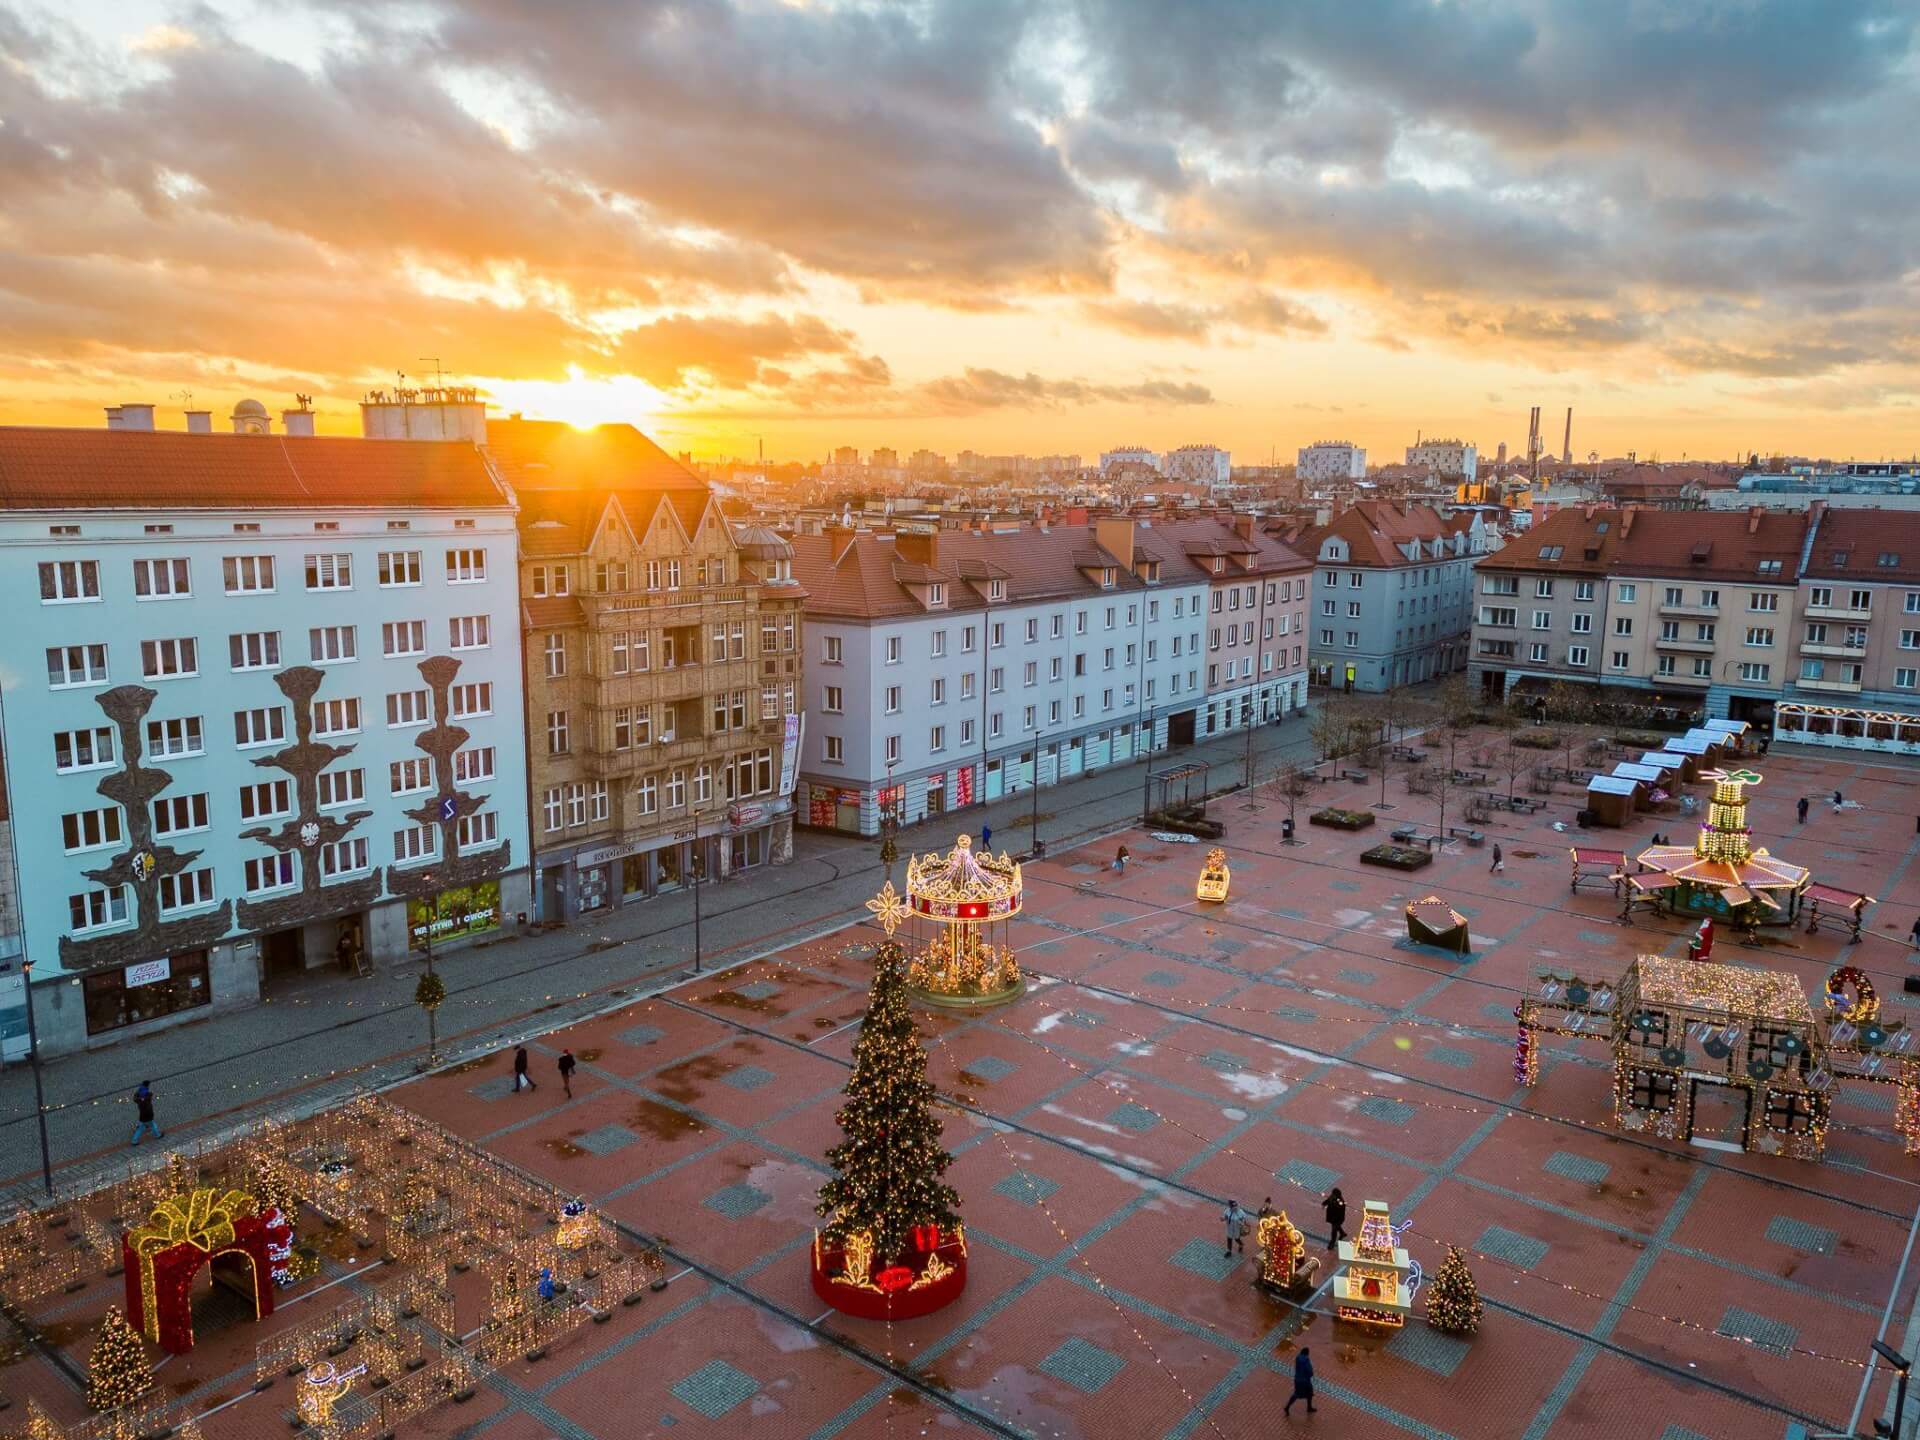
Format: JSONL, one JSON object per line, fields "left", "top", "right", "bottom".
{"left": 1584, "top": 773, "right": 1641, "bottom": 827}
{"left": 1804, "top": 882, "right": 1875, "bottom": 943}
{"left": 898, "top": 833, "right": 1025, "bottom": 1008}
{"left": 1568, "top": 847, "right": 1626, "bottom": 896}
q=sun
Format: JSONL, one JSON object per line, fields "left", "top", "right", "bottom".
{"left": 481, "top": 366, "right": 673, "bottom": 432}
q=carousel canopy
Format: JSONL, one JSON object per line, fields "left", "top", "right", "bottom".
{"left": 905, "top": 833, "right": 1023, "bottom": 920}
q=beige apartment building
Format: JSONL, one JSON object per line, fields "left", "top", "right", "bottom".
{"left": 487, "top": 420, "right": 804, "bottom": 921}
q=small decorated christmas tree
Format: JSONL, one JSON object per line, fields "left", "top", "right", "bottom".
{"left": 816, "top": 939, "right": 961, "bottom": 1266}
{"left": 86, "top": 1305, "right": 151, "bottom": 1410}
{"left": 1425, "top": 1245, "right": 1483, "bottom": 1335}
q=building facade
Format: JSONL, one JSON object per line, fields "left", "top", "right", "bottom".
{"left": 1297, "top": 442, "right": 1367, "bottom": 485}
{"left": 0, "top": 406, "right": 530, "bottom": 1054}
{"left": 1099, "top": 447, "right": 1162, "bottom": 475}
{"left": 484, "top": 420, "right": 803, "bottom": 922}
{"left": 1300, "top": 502, "right": 1492, "bottom": 691}
{"left": 1163, "top": 445, "right": 1232, "bottom": 489}
{"left": 1405, "top": 439, "right": 1477, "bottom": 483}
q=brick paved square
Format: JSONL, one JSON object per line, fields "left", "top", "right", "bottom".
{"left": 617, "top": 1023, "right": 665, "bottom": 1048}
{"left": 1662, "top": 1427, "right": 1713, "bottom": 1440}
{"left": 735, "top": 980, "right": 783, "bottom": 1001}
{"left": 1357, "top": 1095, "right": 1416, "bottom": 1125}
{"left": 1168, "top": 1236, "right": 1240, "bottom": 1280}
{"left": 1338, "top": 967, "right": 1377, "bottom": 985}
{"left": 575, "top": 1123, "right": 638, "bottom": 1156}
{"left": 1716, "top": 1305, "right": 1797, "bottom": 1355}
{"left": 1764, "top": 1215, "right": 1837, "bottom": 1254}
{"left": 670, "top": 1359, "right": 759, "bottom": 1419}
{"left": 1142, "top": 970, "right": 1185, "bottom": 987}
{"left": 1199, "top": 1047, "right": 1246, "bottom": 1072}
{"left": 467, "top": 1075, "right": 518, "bottom": 1102}
{"left": 1038, "top": 1337, "right": 1125, "bottom": 1394}
{"left": 1543, "top": 1151, "right": 1610, "bottom": 1185}
{"left": 1107, "top": 1102, "right": 1159, "bottom": 1133}
{"left": 993, "top": 1170, "right": 1059, "bottom": 1206}
{"left": 703, "top": 1182, "right": 771, "bottom": 1220}
{"left": 1276, "top": 1158, "right": 1341, "bottom": 1192}
{"left": 1426, "top": 1044, "right": 1475, "bottom": 1069}
{"left": 1477, "top": 1224, "right": 1549, "bottom": 1270}
{"left": 1388, "top": 1322, "right": 1472, "bottom": 1377}
{"left": 720, "top": 1064, "right": 775, "bottom": 1092}
{"left": 968, "top": 1055, "right": 1016, "bottom": 1081}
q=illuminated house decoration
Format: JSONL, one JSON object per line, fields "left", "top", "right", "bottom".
{"left": 1333, "top": 1200, "right": 1413, "bottom": 1329}
{"left": 1514, "top": 955, "right": 1920, "bottom": 1160}
{"left": 900, "top": 834, "right": 1024, "bottom": 1007}
{"left": 1405, "top": 895, "right": 1471, "bottom": 954}
{"left": 1255, "top": 1211, "right": 1317, "bottom": 1295}
{"left": 123, "top": 1187, "right": 283, "bottom": 1354}
{"left": 1627, "top": 768, "right": 1810, "bottom": 927}
{"left": 1196, "top": 847, "right": 1231, "bottom": 902}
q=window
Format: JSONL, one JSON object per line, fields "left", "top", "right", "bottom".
{"left": 666, "top": 770, "right": 686, "bottom": 809}
{"left": 132, "top": 558, "right": 190, "bottom": 599}
{"left": 454, "top": 747, "right": 495, "bottom": 783}
{"left": 824, "top": 686, "right": 843, "bottom": 714}
{"left": 54, "top": 726, "right": 115, "bottom": 772}
{"left": 1852, "top": 589, "right": 1873, "bottom": 610}
{"left": 933, "top": 676, "right": 948, "bottom": 703}
{"left": 450, "top": 615, "right": 490, "bottom": 650}
{"left": 39, "top": 560, "right": 101, "bottom": 602}
{"left": 390, "top": 758, "right": 431, "bottom": 794}
{"left": 1738, "top": 662, "right": 1771, "bottom": 682}
{"left": 234, "top": 706, "right": 288, "bottom": 747}
{"left": 1900, "top": 669, "right": 1918, "bottom": 690}
{"left": 636, "top": 775, "right": 658, "bottom": 815}
{"left": 141, "top": 637, "right": 198, "bottom": 679}
{"left": 1749, "top": 592, "right": 1779, "bottom": 612}
{"left": 69, "top": 887, "right": 128, "bottom": 932}
{"left": 318, "top": 768, "right": 365, "bottom": 808}
{"left": 320, "top": 838, "right": 370, "bottom": 878}
{"left": 313, "top": 698, "right": 360, "bottom": 737}
{"left": 378, "top": 551, "right": 422, "bottom": 587}
{"left": 1575, "top": 581, "right": 1594, "bottom": 601}
{"left": 305, "top": 553, "right": 352, "bottom": 590}
{"left": 1609, "top": 650, "right": 1628, "bottom": 670}
{"left": 146, "top": 716, "right": 202, "bottom": 758}
{"left": 309, "top": 625, "right": 357, "bottom": 663}
{"left": 387, "top": 690, "right": 430, "bottom": 727}
{"left": 153, "top": 793, "right": 210, "bottom": 838}
{"left": 1616, "top": 584, "right": 1636, "bottom": 603}
{"left": 446, "top": 548, "right": 486, "bottom": 583}
{"left": 824, "top": 735, "right": 844, "bottom": 763}
{"left": 230, "top": 631, "right": 280, "bottom": 670}
{"left": 1532, "top": 611, "right": 1551, "bottom": 630}
{"left": 547, "top": 709, "right": 570, "bottom": 755}
{"left": 693, "top": 764, "right": 713, "bottom": 805}
{"left": 990, "top": 667, "right": 1005, "bottom": 692}
{"left": 1570, "top": 613, "right": 1592, "bottom": 634}
{"left": 1756, "top": 559, "right": 1782, "bottom": 577}
{"left": 928, "top": 582, "right": 946, "bottom": 606}
{"left": 392, "top": 825, "right": 437, "bottom": 864}
{"left": 885, "top": 636, "right": 902, "bottom": 664}
{"left": 457, "top": 810, "right": 500, "bottom": 852}
{"left": 544, "top": 634, "right": 567, "bottom": 678}
{"left": 159, "top": 868, "right": 216, "bottom": 914}
{"left": 238, "top": 779, "right": 292, "bottom": 822}
{"left": 729, "top": 621, "right": 746, "bottom": 659}
{"left": 1745, "top": 627, "right": 1774, "bottom": 647}
{"left": 1483, "top": 576, "right": 1519, "bottom": 596}
{"left": 595, "top": 560, "right": 627, "bottom": 592}
{"left": 61, "top": 807, "right": 123, "bottom": 852}
{"left": 666, "top": 560, "right": 682, "bottom": 590}
{"left": 47, "top": 645, "right": 108, "bottom": 691}
{"left": 382, "top": 620, "right": 426, "bottom": 657}
{"left": 451, "top": 682, "right": 492, "bottom": 718}
{"left": 1613, "top": 617, "right": 1633, "bottom": 637}
{"left": 1051, "top": 613, "right": 1065, "bottom": 637}
{"left": 1907, "top": 593, "right": 1920, "bottom": 614}
{"left": 1810, "top": 586, "right": 1833, "bottom": 608}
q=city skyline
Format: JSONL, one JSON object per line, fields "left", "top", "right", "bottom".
{"left": 3, "top": 2, "right": 1917, "bottom": 462}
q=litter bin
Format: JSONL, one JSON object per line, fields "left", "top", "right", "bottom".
{"left": 1282, "top": 817, "right": 1295, "bottom": 842}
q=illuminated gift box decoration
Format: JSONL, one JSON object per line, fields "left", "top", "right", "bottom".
{"left": 123, "top": 1187, "right": 282, "bottom": 1354}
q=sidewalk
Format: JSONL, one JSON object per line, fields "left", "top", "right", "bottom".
{"left": 0, "top": 708, "right": 1329, "bottom": 1194}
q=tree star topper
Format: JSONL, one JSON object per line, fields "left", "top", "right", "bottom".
{"left": 866, "top": 880, "right": 909, "bottom": 935}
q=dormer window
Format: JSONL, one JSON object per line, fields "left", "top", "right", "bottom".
{"left": 1102, "top": 568, "right": 1116, "bottom": 588}
{"left": 989, "top": 579, "right": 1006, "bottom": 600}
{"left": 927, "top": 582, "right": 946, "bottom": 606}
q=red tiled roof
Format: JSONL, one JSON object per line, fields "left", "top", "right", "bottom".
{"left": 523, "top": 596, "right": 586, "bottom": 629}
{"left": 484, "top": 418, "right": 697, "bottom": 492}
{"left": 0, "top": 428, "right": 506, "bottom": 510}
{"left": 1803, "top": 508, "right": 1920, "bottom": 583}
{"left": 1294, "top": 501, "right": 1478, "bottom": 567}
{"left": 1478, "top": 507, "right": 1624, "bottom": 574}
{"left": 1609, "top": 508, "right": 1809, "bottom": 581}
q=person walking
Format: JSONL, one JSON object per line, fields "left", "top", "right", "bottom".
{"left": 1222, "top": 1198, "right": 1247, "bottom": 1258}
{"left": 1323, "top": 1188, "right": 1347, "bottom": 1251}
{"left": 1833, "top": 789, "right": 1845, "bottom": 813}
{"left": 558, "top": 1048, "right": 577, "bottom": 1098}
{"left": 129, "top": 1081, "right": 161, "bottom": 1146}
{"left": 980, "top": 824, "right": 992, "bottom": 852}
{"left": 1489, "top": 842, "right": 1504, "bottom": 875}
{"left": 1797, "top": 796, "right": 1809, "bottom": 825}
{"left": 1113, "top": 844, "right": 1130, "bottom": 874}
{"left": 513, "top": 1044, "right": 537, "bottom": 1093}
{"left": 1909, "top": 914, "right": 1920, "bottom": 952}
{"left": 1283, "top": 1348, "right": 1316, "bottom": 1416}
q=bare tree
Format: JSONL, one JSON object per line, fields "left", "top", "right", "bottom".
{"left": 1435, "top": 675, "right": 1477, "bottom": 768}
{"left": 1494, "top": 731, "right": 1536, "bottom": 802}
{"left": 1266, "top": 760, "right": 1314, "bottom": 840}
{"left": 1310, "top": 698, "right": 1365, "bottom": 778}
{"left": 1420, "top": 764, "right": 1460, "bottom": 842}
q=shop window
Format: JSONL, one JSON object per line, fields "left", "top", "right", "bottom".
{"left": 1763, "top": 1090, "right": 1820, "bottom": 1135}
{"left": 1629, "top": 1069, "right": 1677, "bottom": 1113}
{"left": 83, "top": 951, "right": 210, "bottom": 1035}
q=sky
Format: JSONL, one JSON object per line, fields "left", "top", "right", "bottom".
{"left": 3, "top": 1, "right": 1918, "bottom": 464}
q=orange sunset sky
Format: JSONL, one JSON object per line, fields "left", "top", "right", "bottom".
{"left": 4, "top": 1, "right": 1917, "bottom": 464}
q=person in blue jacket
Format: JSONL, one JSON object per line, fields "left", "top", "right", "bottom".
{"left": 1284, "top": 1347, "right": 1316, "bottom": 1415}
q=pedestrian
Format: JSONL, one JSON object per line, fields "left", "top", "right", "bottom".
{"left": 129, "top": 1081, "right": 161, "bottom": 1147}
{"left": 558, "top": 1048, "right": 577, "bottom": 1098}
{"left": 1256, "top": 1196, "right": 1275, "bottom": 1225}
{"left": 1797, "top": 796, "right": 1809, "bottom": 825}
{"left": 1833, "top": 789, "right": 1845, "bottom": 813}
{"left": 1283, "top": 1347, "right": 1316, "bottom": 1416}
{"left": 1113, "top": 844, "right": 1130, "bottom": 874}
{"left": 513, "top": 1045, "right": 537, "bottom": 1093}
{"left": 1323, "top": 1188, "right": 1347, "bottom": 1251}
{"left": 980, "top": 825, "right": 992, "bottom": 852}
{"left": 1489, "top": 842, "right": 1504, "bottom": 874}
{"left": 1758, "top": 733, "right": 1771, "bottom": 756}
{"left": 1910, "top": 914, "right": 1920, "bottom": 951}
{"left": 1222, "top": 1198, "right": 1247, "bottom": 1258}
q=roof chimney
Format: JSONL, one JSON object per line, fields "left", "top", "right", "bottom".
{"left": 1620, "top": 509, "right": 1636, "bottom": 538}
{"left": 1231, "top": 513, "right": 1254, "bottom": 542}
{"left": 184, "top": 410, "right": 212, "bottom": 434}
{"left": 1748, "top": 505, "right": 1764, "bottom": 534}
{"left": 1094, "top": 516, "right": 1136, "bottom": 568}
{"left": 893, "top": 530, "right": 939, "bottom": 569}
{"left": 105, "top": 403, "right": 155, "bottom": 432}
{"left": 282, "top": 409, "right": 316, "bottom": 438}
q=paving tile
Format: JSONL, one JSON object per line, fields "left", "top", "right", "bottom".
{"left": 1142, "top": 970, "right": 1185, "bottom": 988}
{"left": 1337, "top": 967, "right": 1377, "bottom": 985}
{"left": 617, "top": 1023, "right": 665, "bottom": 1048}
{"left": 671, "top": 1359, "right": 759, "bottom": 1419}
{"left": 1330, "top": 881, "right": 1361, "bottom": 893}
{"left": 575, "top": 1123, "right": 638, "bottom": 1156}
{"left": 993, "top": 1170, "right": 1059, "bottom": 1207}
{"left": 1716, "top": 1305, "right": 1797, "bottom": 1355}
{"left": 702, "top": 1182, "right": 771, "bottom": 1220}
{"left": 735, "top": 980, "right": 784, "bottom": 1001}
{"left": 1764, "top": 1215, "right": 1837, "bottom": 1255}
{"left": 720, "top": 1064, "right": 775, "bottom": 1092}
{"left": 1662, "top": 1428, "right": 1712, "bottom": 1440}
{"left": 1272, "top": 1005, "right": 1317, "bottom": 1024}
{"left": 467, "top": 1075, "right": 518, "bottom": 1102}
{"left": 1038, "top": 1337, "right": 1125, "bottom": 1394}
{"left": 1577, "top": 930, "right": 1619, "bottom": 946}
{"left": 1169, "top": 1236, "right": 1241, "bottom": 1281}
{"left": 1199, "top": 1048, "right": 1246, "bottom": 1072}
{"left": 1062, "top": 1010, "right": 1103, "bottom": 1029}
{"left": 1426, "top": 1044, "right": 1475, "bottom": 1069}
{"left": 967, "top": 1055, "right": 1017, "bottom": 1081}
{"left": 1276, "top": 1158, "right": 1341, "bottom": 1194}
{"left": 1482, "top": 1002, "right": 1521, "bottom": 1023}
{"left": 1357, "top": 1095, "right": 1416, "bottom": 1126}
{"left": 1543, "top": 1151, "right": 1610, "bottom": 1185}
{"left": 1107, "top": 1102, "right": 1160, "bottom": 1134}
{"left": 1388, "top": 1322, "right": 1471, "bottom": 1378}
{"left": 1477, "top": 1224, "right": 1549, "bottom": 1270}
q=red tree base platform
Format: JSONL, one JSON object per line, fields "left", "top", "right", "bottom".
{"left": 809, "top": 1238, "right": 967, "bottom": 1320}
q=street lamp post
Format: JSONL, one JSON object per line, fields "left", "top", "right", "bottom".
{"left": 420, "top": 870, "right": 441, "bottom": 1066}
{"left": 1029, "top": 738, "right": 1044, "bottom": 858}
{"left": 1874, "top": 1339, "right": 1911, "bottom": 1437}
{"left": 20, "top": 959, "right": 52, "bottom": 1195}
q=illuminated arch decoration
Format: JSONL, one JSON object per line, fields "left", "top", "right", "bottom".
{"left": 123, "top": 1188, "right": 285, "bottom": 1354}
{"left": 1824, "top": 966, "right": 1880, "bottom": 1025}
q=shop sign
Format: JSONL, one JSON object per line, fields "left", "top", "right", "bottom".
{"left": 728, "top": 802, "right": 768, "bottom": 829}
{"left": 778, "top": 713, "right": 805, "bottom": 796}
{"left": 125, "top": 958, "right": 172, "bottom": 988}
{"left": 408, "top": 879, "right": 503, "bottom": 952}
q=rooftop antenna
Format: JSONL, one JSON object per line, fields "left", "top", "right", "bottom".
{"left": 418, "top": 357, "right": 444, "bottom": 389}
{"left": 172, "top": 388, "right": 194, "bottom": 410}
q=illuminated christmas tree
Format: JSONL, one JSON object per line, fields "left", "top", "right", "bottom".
{"left": 86, "top": 1305, "right": 151, "bottom": 1410}
{"left": 816, "top": 939, "right": 961, "bottom": 1264}
{"left": 1425, "top": 1246, "right": 1483, "bottom": 1335}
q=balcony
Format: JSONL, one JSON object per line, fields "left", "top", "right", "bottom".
{"left": 1653, "top": 634, "right": 1716, "bottom": 653}
{"left": 1657, "top": 601, "right": 1719, "bottom": 618}
{"left": 1799, "top": 641, "right": 1867, "bottom": 659}
{"left": 582, "top": 586, "right": 755, "bottom": 627}
{"left": 588, "top": 658, "right": 759, "bottom": 701}
{"left": 1797, "top": 676, "right": 1865, "bottom": 695}
{"left": 1803, "top": 602, "right": 1872, "bottom": 622}
{"left": 1652, "top": 670, "right": 1712, "bottom": 687}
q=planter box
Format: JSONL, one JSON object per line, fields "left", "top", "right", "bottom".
{"left": 1310, "top": 808, "right": 1376, "bottom": 832}
{"left": 1512, "top": 732, "right": 1559, "bottom": 750}
{"left": 1360, "top": 844, "right": 1433, "bottom": 872}
{"left": 1146, "top": 810, "right": 1225, "bottom": 840}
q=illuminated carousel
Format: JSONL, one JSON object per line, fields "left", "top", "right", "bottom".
{"left": 891, "top": 833, "right": 1025, "bottom": 1008}
{"left": 1629, "top": 767, "right": 1810, "bottom": 928}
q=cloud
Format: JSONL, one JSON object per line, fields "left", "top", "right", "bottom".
{"left": 919, "top": 367, "right": 1212, "bottom": 413}
{"left": 610, "top": 313, "right": 863, "bottom": 392}
{"left": 1082, "top": 299, "right": 1216, "bottom": 340}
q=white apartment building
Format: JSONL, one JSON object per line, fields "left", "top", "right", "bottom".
{"left": 1163, "top": 445, "right": 1232, "bottom": 489}
{"left": 1099, "top": 447, "right": 1162, "bottom": 475}
{"left": 1406, "top": 439, "right": 1478, "bottom": 482}
{"left": 1297, "top": 442, "right": 1367, "bottom": 484}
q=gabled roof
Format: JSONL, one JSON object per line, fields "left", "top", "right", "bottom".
{"left": 0, "top": 428, "right": 507, "bottom": 511}
{"left": 484, "top": 417, "right": 698, "bottom": 492}
{"left": 1295, "top": 501, "right": 1477, "bottom": 568}
{"left": 1609, "top": 508, "right": 1809, "bottom": 582}
{"left": 1479, "top": 506, "right": 1624, "bottom": 574}
{"left": 1803, "top": 508, "right": 1920, "bottom": 583}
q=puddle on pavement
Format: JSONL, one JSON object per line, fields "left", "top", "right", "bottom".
{"left": 577, "top": 1048, "right": 602, "bottom": 1063}
{"left": 628, "top": 1098, "right": 705, "bottom": 1141}
{"left": 653, "top": 1052, "right": 758, "bottom": 1106}
{"left": 544, "top": 1137, "right": 588, "bottom": 1159}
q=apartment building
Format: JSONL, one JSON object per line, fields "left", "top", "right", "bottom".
{"left": 1470, "top": 506, "right": 1808, "bottom": 723}
{"left": 1405, "top": 439, "right": 1477, "bottom": 482}
{"left": 788, "top": 516, "right": 1308, "bottom": 837}
{"left": 1297, "top": 442, "right": 1367, "bottom": 484}
{"left": 1162, "top": 517, "right": 1313, "bottom": 735}
{"left": 1162, "top": 445, "right": 1232, "bottom": 488}
{"left": 0, "top": 406, "right": 529, "bottom": 1054}
{"left": 484, "top": 419, "right": 802, "bottom": 921}
{"left": 1298, "top": 502, "right": 1493, "bottom": 692}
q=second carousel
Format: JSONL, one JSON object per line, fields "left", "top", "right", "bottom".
{"left": 888, "top": 833, "right": 1026, "bottom": 1009}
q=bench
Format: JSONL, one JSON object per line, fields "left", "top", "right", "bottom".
{"left": 1343, "top": 770, "right": 1368, "bottom": 785}
{"left": 1390, "top": 747, "right": 1426, "bottom": 763}
{"left": 1448, "top": 826, "right": 1485, "bottom": 847}
{"left": 1452, "top": 769, "right": 1489, "bottom": 785}
{"left": 1391, "top": 825, "right": 1418, "bottom": 842}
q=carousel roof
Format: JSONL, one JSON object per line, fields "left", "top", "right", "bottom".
{"left": 906, "top": 833, "right": 1023, "bottom": 912}
{"left": 1630, "top": 843, "right": 1809, "bottom": 905}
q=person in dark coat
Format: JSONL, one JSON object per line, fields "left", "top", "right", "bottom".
{"left": 130, "top": 1081, "right": 161, "bottom": 1146}
{"left": 513, "top": 1045, "right": 537, "bottom": 1092}
{"left": 1909, "top": 915, "right": 1920, "bottom": 952}
{"left": 980, "top": 825, "right": 992, "bottom": 852}
{"left": 1489, "top": 842, "right": 1503, "bottom": 874}
{"left": 1283, "top": 1348, "right": 1316, "bottom": 1415}
{"left": 1797, "top": 796, "right": 1809, "bottom": 824}
{"left": 1323, "top": 1188, "right": 1347, "bottom": 1251}
{"left": 558, "top": 1048, "right": 577, "bottom": 1098}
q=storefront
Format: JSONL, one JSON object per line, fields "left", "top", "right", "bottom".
{"left": 407, "top": 880, "right": 503, "bottom": 952}
{"left": 83, "top": 951, "right": 212, "bottom": 1036}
